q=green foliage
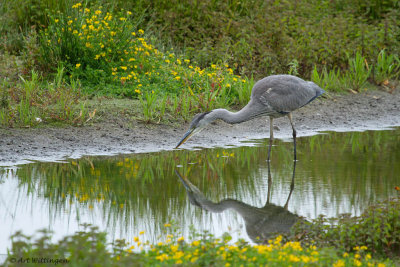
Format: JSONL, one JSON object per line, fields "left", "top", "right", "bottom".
{"left": 374, "top": 49, "right": 400, "bottom": 85}
{"left": 342, "top": 52, "right": 372, "bottom": 92}
{"left": 291, "top": 197, "right": 400, "bottom": 259}
{"left": 0, "top": 67, "right": 92, "bottom": 127}
{"left": 3, "top": 0, "right": 400, "bottom": 79}
{"left": 311, "top": 66, "right": 343, "bottom": 92}
{"left": 6, "top": 224, "right": 393, "bottom": 266}
{"left": 312, "top": 50, "right": 400, "bottom": 92}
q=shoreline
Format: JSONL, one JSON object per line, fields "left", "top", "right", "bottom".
{"left": 1, "top": 89, "right": 399, "bottom": 167}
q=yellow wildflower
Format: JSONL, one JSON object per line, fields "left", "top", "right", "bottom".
{"left": 191, "top": 240, "right": 200, "bottom": 247}
{"left": 139, "top": 231, "right": 145, "bottom": 235}
{"left": 138, "top": 29, "right": 144, "bottom": 34}
{"left": 134, "top": 236, "right": 139, "bottom": 242}
{"left": 333, "top": 259, "right": 345, "bottom": 267}
{"left": 76, "top": 63, "right": 81, "bottom": 68}
{"left": 95, "top": 10, "right": 102, "bottom": 15}
{"left": 54, "top": 19, "right": 59, "bottom": 23}
{"left": 156, "top": 254, "right": 168, "bottom": 262}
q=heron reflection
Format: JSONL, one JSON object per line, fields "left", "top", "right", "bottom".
{"left": 176, "top": 161, "right": 299, "bottom": 244}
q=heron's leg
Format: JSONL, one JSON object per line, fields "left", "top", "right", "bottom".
{"left": 266, "top": 159, "right": 272, "bottom": 204}
{"left": 267, "top": 117, "right": 274, "bottom": 161}
{"left": 284, "top": 160, "right": 296, "bottom": 210}
{"left": 287, "top": 113, "right": 297, "bottom": 161}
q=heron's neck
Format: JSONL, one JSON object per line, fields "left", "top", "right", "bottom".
{"left": 210, "top": 104, "right": 259, "bottom": 124}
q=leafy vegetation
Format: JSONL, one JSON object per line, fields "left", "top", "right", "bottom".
{"left": 1, "top": 0, "right": 400, "bottom": 126}
{"left": 290, "top": 197, "right": 400, "bottom": 259}
{"left": 6, "top": 224, "right": 394, "bottom": 266}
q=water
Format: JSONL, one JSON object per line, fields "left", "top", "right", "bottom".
{"left": 1, "top": 128, "right": 399, "bottom": 253}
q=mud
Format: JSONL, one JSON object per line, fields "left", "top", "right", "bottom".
{"left": 1, "top": 89, "right": 399, "bottom": 167}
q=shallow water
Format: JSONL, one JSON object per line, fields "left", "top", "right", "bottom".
{"left": 1, "top": 128, "right": 399, "bottom": 253}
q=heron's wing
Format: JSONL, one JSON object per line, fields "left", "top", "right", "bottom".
{"left": 255, "top": 78, "right": 318, "bottom": 113}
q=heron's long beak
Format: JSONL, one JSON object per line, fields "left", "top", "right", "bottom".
{"left": 175, "top": 128, "right": 195, "bottom": 149}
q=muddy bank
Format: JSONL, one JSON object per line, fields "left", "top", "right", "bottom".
{"left": 1, "top": 89, "right": 399, "bottom": 167}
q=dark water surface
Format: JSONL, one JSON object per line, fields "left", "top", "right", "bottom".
{"left": 1, "top": 128, "right": 399, "bottom": 252}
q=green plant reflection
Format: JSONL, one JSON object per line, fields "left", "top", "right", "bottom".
{"left": 1, "top": 128, "right": 399, "bottom": 243}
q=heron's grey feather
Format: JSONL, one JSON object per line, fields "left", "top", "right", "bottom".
{"left": 253, "top": 75, "right": 324, "bottom": 116}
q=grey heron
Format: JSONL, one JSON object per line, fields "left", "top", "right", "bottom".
{"left": 175, "top": 74, "right": 325, "bottom": 160}
{"left": 175, "top": 168, "right": 299, "bottom": 243}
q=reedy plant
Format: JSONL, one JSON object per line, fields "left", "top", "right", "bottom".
{"left": 374, "top": 49, "right": 400, "bottom": 85}
{"left": 342, "top": 52, "right": 371, "bottom": 92}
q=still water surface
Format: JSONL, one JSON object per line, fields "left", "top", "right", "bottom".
{"left": 1, "top": 128, "right": 399, "bottom": 252}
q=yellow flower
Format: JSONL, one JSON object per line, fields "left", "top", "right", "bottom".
{"left": 177, "top": 236, "right": 184, "bottom": 242}
{"left": 353, "top": 259, "right": 362, "bottom": 267}
{"left": 191, "top": 240, "right": 200, "bottom": 247}
{"left": 333, "top": 259, "right": 345, "bottom": 267}
{"left": 95, "top": 10, "right": 102, "bottom": 15}
{"left": 131, "top": 32, "right": 136, "bottom": 36}
{"left": 139, "top": 231, "right": 145, "bottom": 235}
{"left": 127, "top": 11, "right": 132, "bottom": 15}
{"left": 184, "top": 59, "right": 190, "bottom": 63}
{"left": 68, "top": 20, "right": 73, "bottom": 25}
{"left": 175, "top": 76, "right": 181, "bottom": 80}
{"left": 120, "top": 66, "right": 127, "bottom": 70}
{"left": 164, "top": 223, "right": 171, "bottom": 227}
{"left": 138, "top": 29, "right": 144, "bottom": 34}
{"left": 72, "top": 3, "right": 81, "bottom": 9}
{"left": 54, "top": 19, "right": 59, "bottom": 23}
{"left": 156, "top": 254, "right": 169, "bottom": 262}
{"left": 134, "top": 236, "right": 139, "bottom": 242}
{"left": 76, "top": 63, "right": 81, "bottom": 68}
{"left": 119, "top": 17, "right": 126, "bottom": 21}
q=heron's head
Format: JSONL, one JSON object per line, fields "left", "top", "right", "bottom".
{"left": 175, "top": 111, "right": 212, "bottom": 148}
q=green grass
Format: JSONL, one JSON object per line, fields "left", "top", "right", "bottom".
{"left": 1, "top": 1, "right": 400, "bottom": 126}
{"left": 5, "top": 224, "right": 394, "bottom": 267}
